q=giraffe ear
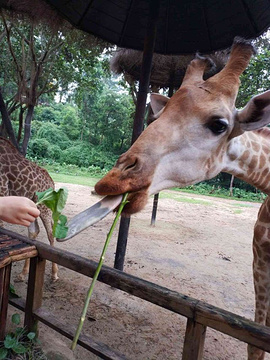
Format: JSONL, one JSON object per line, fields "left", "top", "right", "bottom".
{"left": 150, "top": 93, "right": 169, "bottom": 117}
{"left": 237, "top": 90, "right": 270, "bottom": 131}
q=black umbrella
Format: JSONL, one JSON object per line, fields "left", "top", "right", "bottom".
{"left": 45, "top": 0, "right": 270, "bottom": 55}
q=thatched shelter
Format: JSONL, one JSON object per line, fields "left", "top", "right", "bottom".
{"left": 110, "top": 48, "right": 230, "bottom": 94}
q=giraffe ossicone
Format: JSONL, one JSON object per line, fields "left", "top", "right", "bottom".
{"left": 95, "top": 37, "right": 270, "bottom": 360}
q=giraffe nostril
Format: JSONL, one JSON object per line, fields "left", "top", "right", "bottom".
{"left": 124, "top": 159, "right": 138, "bottom": 171}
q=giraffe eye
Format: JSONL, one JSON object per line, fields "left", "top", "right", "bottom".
{"left": 207, "top": 118, "right": 228, "bottom": 135}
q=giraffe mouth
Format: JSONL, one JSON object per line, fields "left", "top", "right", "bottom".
{"left": 94, "top": 166, "right": 152, "bottom": 215}
{"left": 115, "top": 190, "right": 150, "bottom": 216}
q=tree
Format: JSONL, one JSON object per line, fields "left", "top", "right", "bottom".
{"left": 78, "top": 78, "right": 135, "bottom": 152}
{"left": 237, "top": 35, "right": 270, "bottom": 108}
{"left": 0, "top": 10, "right": 108, "bottom": 154}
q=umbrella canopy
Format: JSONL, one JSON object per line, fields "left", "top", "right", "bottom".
{"left": 43, "top": 0, "right": 270, "bottom": 54}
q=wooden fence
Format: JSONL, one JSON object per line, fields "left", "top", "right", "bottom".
{"left": 2, "top": 227, "right": 270, "bottom": 360}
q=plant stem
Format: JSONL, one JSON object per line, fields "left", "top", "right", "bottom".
{"left": 71, "top": 193, "right": 129, "bottom": 350}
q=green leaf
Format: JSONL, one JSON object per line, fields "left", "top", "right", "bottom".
{"left": 35, "top": 188, "right": 54, "bottom": 205}
{"left": 9, "top": 284, "right": 20, "bottom": 299}
{"left": 0, "top": 348, "right": 8, "bottom": 359}
{"left": 27, "top": 332, "right": 36, "bottom": 340}
{"left": 12, "top": 343, "right": 27, "bottom": 354}
{"left": 11, "top": 313, "right": 21, "bottom": 325}
{"left": 4, "top": 334, "right": 16, "bottom": 349}
{"left": 15, "top": 327, "right": 25, "bottom": 336}
{"left": 54, "top": 214, "right": 68, "bottom": 239}
{"left": 35, "top": 187, "right": 69, "bottom": 237}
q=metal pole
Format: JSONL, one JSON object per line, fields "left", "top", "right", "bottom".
{"left": 150, "top": 193, "right": 159, "bottom": 226}
{"left": 114, "top": 0, "right": 160, "bottom": 271}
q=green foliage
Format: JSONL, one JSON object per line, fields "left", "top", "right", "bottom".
{"left": 47, "top": 144, "right": 62, "bottom": 161}
{"left": 29, "top": 138, "right": 50, "bottom": 158}
{"left": 237, "top": 36, "right": 270, "bottom": 108}
{"left": 36, "top": 123, "right": 71, "bottom": 150}
{"left": 0, "top": 313, "right": 45, "bottom": 360}
{"left": 60, "top": 143, "right": 118, "bottom": 169}
{"left": 36, "top": 188, "right": 69, "bottom": 238}
{"left": 78, "top": 79, "right": 134, "bottom": 153}
{"left": 9, "top": 284, "right": 20, "bottom": 299}
{"left": 181, "top": 182, "right": 265, "bottom": 202}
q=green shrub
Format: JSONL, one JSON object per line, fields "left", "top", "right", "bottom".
{"left": 36, "top": 123, "right": 71, "bottom": 150}
{"left": 0, "top": 313, "right": 46, "bottom": 360}
{"left": 28, "top": 138, "right": 50, "bottom": 158}
{"left": 60, "top": 143, "right": 117, "bottom": 169}
{"left": 47, "top": 144, "right": 62, "bottom": 161}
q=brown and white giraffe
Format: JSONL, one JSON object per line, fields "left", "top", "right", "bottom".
{"left": 0, "top": 137, "right": 58, "bottom": 281}
{"left": 95, "top": 38, "right": 270, "bottom": 360}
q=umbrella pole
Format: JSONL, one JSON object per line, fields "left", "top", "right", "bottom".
{"left": 149, "top": 84, "right": 175, "bottom": 226}
{"left": 114, "top": 0, "right": 160, "bottom": 271}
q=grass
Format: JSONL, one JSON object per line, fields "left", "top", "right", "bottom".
{"left": 49, "top": 172, "right": 99, "bottom": 187}
{"left": 173, "top": 187, "right": 264, "bottom": 203}
{"left": 230, "top": 203, "right": 254, "bottom": 208}
{"left": 158, "top": 192, "right": 212, "bottom": 206}
{"left": 233, "top": 209, "right": 243, "bottom": 214}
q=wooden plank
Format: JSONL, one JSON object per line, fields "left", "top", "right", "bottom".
{"left": 0, "top": 253, "right": 10, "bottom": 269}
{"left": 182, "top": 318, "right": 206, "bottom": 360}
{"left": 24, "top": 256, "right": 46, "bottom": 333}
{"left": 8, "top": 244, "right": 36, "bottom": 255}
{"left": 10, "top": 249, "right": 38, "bottom": 262}
{"left": 0, "top": 239, "right": 21, "bottom": 249}
{"left": 195, "top": 302, "right": 270, "bottom": 352}
{"left": 0, "top": 264, "right": 11, "bottom": 340}
{"left": 9, "top": 296, "right": 25, "bottom": 311}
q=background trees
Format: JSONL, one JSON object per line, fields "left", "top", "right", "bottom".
{"left": 0, "top": 9, "right": 109, "bottom": 153}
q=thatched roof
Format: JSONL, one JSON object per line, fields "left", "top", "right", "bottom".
{"left": 0, "top": 0, "right": 63, "bottom": 28}
{"left": 110, "top": 48, "right": 230, "bottom": 89}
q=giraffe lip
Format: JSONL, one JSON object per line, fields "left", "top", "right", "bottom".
{"left": 57, "top": 195, "right": 123, "bottom": 241}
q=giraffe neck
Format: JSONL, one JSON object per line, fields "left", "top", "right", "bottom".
{"left": 223, "top": 128, "right": 270, "bottom": 195}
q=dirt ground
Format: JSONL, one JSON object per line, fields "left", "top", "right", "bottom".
{"left": 6, "top": 182, "right": 270, "bottom": 360}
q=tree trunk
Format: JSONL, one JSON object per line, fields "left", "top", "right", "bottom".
{"left": 21, "top": 104, "right": 34, "bottom": 156}
{"left": 17, "top": 105, "right": 25, "bottom": 143}
{"left": 0, "top": 88, "right": 19, "bottom": 150}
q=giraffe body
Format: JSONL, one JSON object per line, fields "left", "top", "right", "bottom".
{"left": 95, "top": 38, "right": 270, "bottom": 359}
{"left": 0, "top": 137, "right": 58, "bottom": 281}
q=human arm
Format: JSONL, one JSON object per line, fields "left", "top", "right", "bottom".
{"left": 0, "top": 196, "right": 40, "bottom": 226}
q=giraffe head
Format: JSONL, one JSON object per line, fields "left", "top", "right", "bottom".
{"left": 95, "top": 38, "right": 270, "bottom": 214}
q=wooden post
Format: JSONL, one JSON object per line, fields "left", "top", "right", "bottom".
{"left": 114, "top": 0, "right": 160, "bottom": 271}
{"left": 150, "top": 193, "right": 159, "bottom": 226}
{"left": 0, "top": 264, "right": 11, "bottom": 340}
{"left": 24, "top": 256, "right": 46, "bottom": 334}
{"left": 182, "top": 318, "right": 206, "bottom": 360}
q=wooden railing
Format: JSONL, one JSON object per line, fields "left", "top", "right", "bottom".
{"left": 2, "top": 227, "right": 270, "bottom": 360}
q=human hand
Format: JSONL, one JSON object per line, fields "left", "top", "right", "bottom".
{"left": 0, "top": 196, "right": 40, "bottom": 226}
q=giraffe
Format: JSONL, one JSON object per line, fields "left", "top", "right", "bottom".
{"left": 0, "top": 137, "right": 59, "bottom": 281}
{"left": 95, "top": 38, "right": 270, "bottom": 360}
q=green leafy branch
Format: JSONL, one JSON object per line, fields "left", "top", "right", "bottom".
{"left": 71, "top": 193, "right": 129, "bottom": 350}
{"left": 36, "top": 187, "right": 69, "bottom": 239}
